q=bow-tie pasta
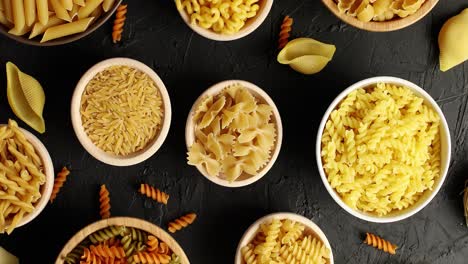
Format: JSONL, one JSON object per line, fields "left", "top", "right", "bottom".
{"left": 187, "top": 85, "right": 277, "bottom": 182}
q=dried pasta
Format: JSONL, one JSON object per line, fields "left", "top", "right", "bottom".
{"left": 334, "top": 0, "right": 426, "bottom": 22}
{"left": 112, "top": 4, "right": 127, "bottom": 43}
{"left": 63, "top": 226, "right": 179, "bottom": 264}
{"left": 99, "top": 184, "right": 111, "bottom": 219}
{"left": 139, "top": 183, "right": 169, "bottom": 205}
{"left": 50, "top": 166, "right": 70, "bottom": 203}
{"left": 438, "top": 8, "right": 468, "bottom": 72}
{"left": 80, "top": 65, "right": 164, "bottom": 156}
{"left": 321, "top": 83, "right": 441, "bottom": 216}
{"left": 168, "top": 213, "right": 197, "bottom": 233}
{"left": 364, "top": 232, "right": 397, "bottom": 254}
{"left": 0, "top": 119, "right": 46, "bottom": 234}
{"left": 242, "top": 219, "right": 331, "bottom": 264}
{"left": 1, "top": 0, "right": 116, "bottom": 42}
{"left": 175, "top": 0, "right": 260, "bottom": 35}
{"left": 187, "top": 84, "right": 277, "bottom": 182}
{"left": 278, "top": 15, "right": 293, "bottom": 50}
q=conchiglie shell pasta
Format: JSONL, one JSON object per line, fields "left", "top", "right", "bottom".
{"left": 277, "top": 38, "right": 336, "bottom": 75}
{"left": 438, "top": 8, "right": 468, "bottom": 72}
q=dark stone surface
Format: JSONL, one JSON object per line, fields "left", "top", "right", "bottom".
{"left": 1, "top": 1, "right": 468, "bottom": 263}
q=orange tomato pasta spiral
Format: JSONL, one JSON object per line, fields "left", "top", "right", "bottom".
{"left": 364, "top": 233, "right": 397, "bottom": 255}
{"left": 167, "top": 213, "right": 197, "bottom": 233}
{"left": 50, "top": 166, "right": 70, "bottom": 203}
{"left": 158, "top": 242, "right": 170, "bottom": 255}
{"left": 133, "top": 252, "right": 171, "bottom": 264}
{"left": 112, "top": 4, "right": 128, "bottom": 43}
{"left": 139, "top": 183, "right": 169, "bottom": 205}
{"left": 89, "top": 244, "right": 126, "bottom": 259}
{"left": 278, "top": 15, "right": 293, "bottom": 50}
{"left": 99, "top": 184, "right": 111, "bottom": 219}
{"left": 146, "top": 235, "right": 159, "bottom": 252}
{"left": 81, "top": 248, "right": 103, "bottom": 264}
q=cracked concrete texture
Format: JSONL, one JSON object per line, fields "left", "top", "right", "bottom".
{"left": 0, "top": 1, "right": 467, "bottom": 263}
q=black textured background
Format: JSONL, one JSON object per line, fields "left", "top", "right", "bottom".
{"left": 1, "top": 1, "right": 468, "bottom": 263}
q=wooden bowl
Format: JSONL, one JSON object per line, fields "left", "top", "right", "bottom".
{"left": 185, "top": 80, "right": 283, "bottom": 188}
{"left": 55, "top": 217, "right": 190, "bottom": 264}
{"left": 321, "top": 0, "right": 439, "bottom": 32}
{"left": 234, "top": 212, "right": 334, "bottom": 264}
{"left": 0, "top": 0, "right": 122, "bottom": 46}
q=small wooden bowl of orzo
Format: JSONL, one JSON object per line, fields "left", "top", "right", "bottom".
{"left": 71, "top": 58, "right": 172, "bottom": 166}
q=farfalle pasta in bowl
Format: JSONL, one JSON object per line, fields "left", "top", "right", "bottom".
{"left": 322, "top": 0, "right": 439, "bottom": 31}
{"left": 185, "top": 80, "right": 282, "bottom": 187}
{"left": 235, "top": 212, "right": 334, "bottom": 264}
{"left": 316, "top": 76, "right": 451, "bottom": 223}
{"left": 175, "top": 0, "right": 273, "bottom": 41}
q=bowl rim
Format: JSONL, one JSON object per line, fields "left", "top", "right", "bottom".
{"left": 321, "top": 0, "right": 439, "bottom": 32}
{"left": 185, "top": 80, "right": 283, "bottom": 188}
{"left": 315, "top": 76, "right": 452, "bottom": 223}
{"left": 0, "top": 125, "right": 55, "bottom": 229}
{"left": 175, "top": 0, "right": 274, "bottom": 41}
{"left": 0, "top": 0, "right": 122, "bottom": 46}
{"left": 234, "top": 212, "right": 334, "bottom": 264}
{"left": 71, "top": 57, "right": 172, "bottom": 166}
{"left": 55, "top": 216, "right": 190, "bottom": 264}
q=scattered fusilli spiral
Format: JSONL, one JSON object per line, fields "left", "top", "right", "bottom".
{"left": 278, "top": 15, "right": 293, "bottom": 50}
{"left": 167, "top": 213, "right": 197, "bottom": 233}
{"left": 99, "top": 184, "right": 111, "bottom": 219}
{"left": 133, "top": 252, "right": 171, "bottom": 264}
{"left": 112, "top": 4, "right": 128, "bottom": 43}
{"left": 364, "top": 233, "right": 397, "bottom": 255}
{"left": 50, "top": 166, "right": 70, "bottom": 203}
{"left": 139, "top": 183, "right": 170, "bottom": 205}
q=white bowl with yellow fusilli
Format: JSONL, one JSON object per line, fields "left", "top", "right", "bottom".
{"left": 316, "top": 76, "right": 451, "bottom": 223}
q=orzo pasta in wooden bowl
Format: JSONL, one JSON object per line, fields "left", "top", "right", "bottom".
{"left": 71, "top": 58, "right": 172, "bottom": 166}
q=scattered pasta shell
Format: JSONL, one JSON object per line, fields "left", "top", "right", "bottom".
{"left": 439, "top": 8, "right": 468, "bottom": 72}
{"left": 6, "top": 62, "right": 46, "bottom": 133}
{"left": 277, "top": 38, "right": 336, "bottom": 75}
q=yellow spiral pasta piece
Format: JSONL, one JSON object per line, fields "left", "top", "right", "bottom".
{"left": 99, "top": 184, "right": 111, "bottom": 219}
{"left": 50, "top": 167, "right": 70, "bottom": 203}
{"left": 112, "top": 4, "right": 127, "bottom": 43}
{"left": 139, "top": 184, "right": 169, "bottom": 205}
{"left": 364, "top": 232, "right": 397, "bottom": 254}
{"left": 167, "top": 213, "right": 197, "bottom": 233}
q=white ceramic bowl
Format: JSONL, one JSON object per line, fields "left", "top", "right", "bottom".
{"left": 71, "top": 58, "right": 172, "bottom": 166}
{"left": 316, "top": 76, "right": 451, "bottom": 223}
{"left": 175, "top": 0, "right": 273, "bottom": 41}
{"left": 0, "top": 125, "right": 54, "bottom": 230}
{"left": 185, "top": 80, "right": 282, "bottom": 187}
{"left": 235, "top": 212, "right": 334, "bottom": 264}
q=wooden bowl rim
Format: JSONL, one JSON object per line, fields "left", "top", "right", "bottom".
{"left": 55, "top": 217, "right": 190, "bottom": 264}
{"left": 0, "top": 0, "right": 122, "bottom": 46}
{"left": 321, "top": 0, "right": 439, "bottom": 32}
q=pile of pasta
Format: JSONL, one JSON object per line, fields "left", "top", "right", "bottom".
{"left": 80, "top": 65, "right": 163, "bottom": 156}
{"left": 64, "top": 225, "right": 181, "bottom": 264}
{"left": 187, "top": 84, "right": 276, "bottom": 182}
{"left": 335, "top": 0, "right": 426, "bottom": 22}
{"left": 241, "top": 219, "right": 331, "bottom": 264}
{"left": 175, "top": 0, "right": 259, "bottom": 35}
{"left": 321, "top": 83, "right": 441, "bottom": 216}
{"left": 0, "top": 119, "right": 46, "bottom": 234}
{"left": 0, "top": 0, "right": 115, "bottom": 43}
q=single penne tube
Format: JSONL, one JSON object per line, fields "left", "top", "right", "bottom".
{"left": 3, "top": 0, "right": 12, "bottom": 23}
{"left": 69, "top": 3, "right": 79, "bottom": 19}
{"left": 73, "top": 0, "right": 85, "bottom": 6}
{"left": 50, "top": 0, "right": 71, "bottom": 22}
{"left": 61, "top": 0, "right": 72, "bottom": 10}
{"left": 102, "top": 0, "right": 115, "bottom": 12}
{"left": 29, "top": 16, "right": 63, "bottom": 39}
{"left": 77, "top": 0, "right": 103, "bottom": 19}
{"left": 36, "top": 0, "right": 49, "bottom": 25}
{"left": 0, "top": 10, "right": 12, "bottom": 27}
{"left": 24, "top": 0, "right": 36, "bottom": 27}
{"left": 41, "top": 16, "right": 94, "bottom": 42}
{"left": 8, "top": 0, "right": 26, "bottom": 35}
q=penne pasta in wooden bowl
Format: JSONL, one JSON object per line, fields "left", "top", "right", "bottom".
{"left": 0, "top": 0, "right": 122, "bottom": 46}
